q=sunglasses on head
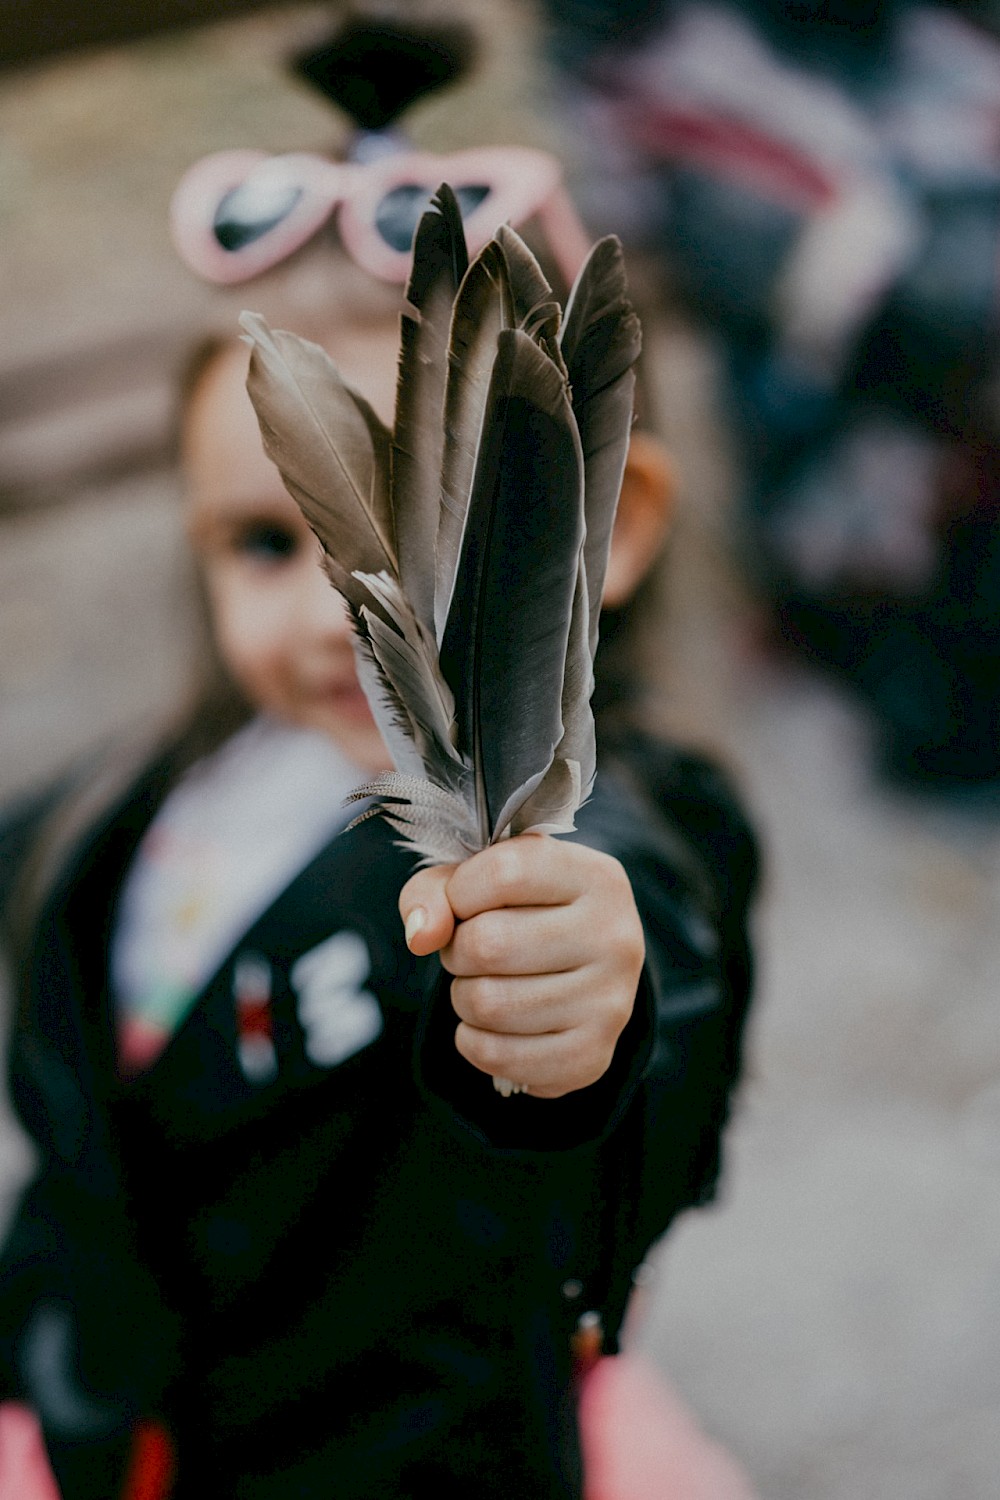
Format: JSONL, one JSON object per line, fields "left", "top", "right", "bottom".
{"left": 170, "top": 144, "right": 592, "bottom": 288}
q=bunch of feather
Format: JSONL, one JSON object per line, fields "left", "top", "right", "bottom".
{"left": 240, "top": 186, "right": 640, "bottom": 868}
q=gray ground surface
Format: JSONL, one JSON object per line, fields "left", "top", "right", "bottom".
{"left": 2, "top": 7, "right": 998, "bottom": 1496}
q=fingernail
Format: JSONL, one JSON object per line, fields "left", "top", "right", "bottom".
{"left": 404, "top": 907, "right": 426, "bottom": 948}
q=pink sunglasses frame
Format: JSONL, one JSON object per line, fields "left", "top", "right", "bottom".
{"left": 170, "top": 144, "right": 592, "bottom": 289}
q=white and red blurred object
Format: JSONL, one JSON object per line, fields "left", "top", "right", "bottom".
{"left": 2, "top": 1363, "right": 757, "bottom": 1500}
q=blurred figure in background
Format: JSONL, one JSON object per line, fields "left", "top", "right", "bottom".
{"left": 542, "top": 0, "right": 1000, "bottom": 789}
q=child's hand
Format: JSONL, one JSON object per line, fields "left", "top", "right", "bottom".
{"left": 399, "top": 836, "right": 645, "bottom": 1099}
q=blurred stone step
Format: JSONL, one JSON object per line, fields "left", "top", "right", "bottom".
{"left": 0, "top": 326, "right": 193, "bottom": 512}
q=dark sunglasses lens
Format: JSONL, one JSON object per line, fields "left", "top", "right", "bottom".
{"left": 374, "top": 183, "right": 491, "bottom": 253}
{"left": 214, "top": 180, "right": 304, "bottom": 252}
{"left": 454, "top": 184, "right": 491, "bottom": 219}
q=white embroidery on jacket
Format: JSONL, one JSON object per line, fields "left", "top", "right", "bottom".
{"left": 290, "top": 931, "right": 383, "bottom": 1067}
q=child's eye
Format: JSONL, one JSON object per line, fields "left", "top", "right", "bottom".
{"left": 235, "top": 522, "right": 300, "bottom": 561}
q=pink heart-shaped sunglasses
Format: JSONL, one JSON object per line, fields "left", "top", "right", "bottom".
{"left": 170, "top": 144, "right": 591, "bottom": 288}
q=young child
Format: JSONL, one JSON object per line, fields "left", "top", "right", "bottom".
{"left": 0, "top": 186, "right": 757, "bottom": 1499}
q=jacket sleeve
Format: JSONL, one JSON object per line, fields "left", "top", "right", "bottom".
{"left": 413, "top": 747, "right": 758, "bottom": 1161}
{"left": 598, "top": 743, "right": 759, "bottom": 1323}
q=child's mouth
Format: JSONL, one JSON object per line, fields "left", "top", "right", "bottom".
{"left": 321, "top": 679, "right": 373, "bottom": 720}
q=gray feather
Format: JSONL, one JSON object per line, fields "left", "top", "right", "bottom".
{"left": 509, "top": 758, "right": 583, "bottom": 837}
{"left": 240, "top": 200, "right": 641, "bottom": 872}
{"left": 348, "top": 629, "right": 427, "bottom": 781}
{"left": 510, "top": 558, "right": 594, "bottom": 835}
{"left": 391, "top": 187, "right": 467, "bottom": 632}
{"left": 494, "top": 224, "right": 565, "bottom": 369}
{"left": 346, "top": 773, "right": 479, "bottom": 865}
{"left": 439, "top": 327, "right": 584, "bottom": 844}
{"left": 240, "top": 312, "right": 394, "bottom": 582}
{"left": 353, "top": 571, "right": 466, "bottom": 794}
{"left": 560, "top": 237, "right": 641, "bottom": 652}
{"left": 435, "top": 238, "right": 511, "bottom": 642}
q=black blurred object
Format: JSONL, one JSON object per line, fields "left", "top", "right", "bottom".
{"left": 541, "top": 0, "right": 674, "bottom": 45}
{"left": 540, "top": 0, "right": 674, "bottom": 68}
{"left": 746, "top": 0, "right": 899, "bottom": 45}
{"left": 543, "top": 0, "right": 1000, "bottom": 790}
{"left": 0, "top": 0, "right": 296, "bottom": 69}
{"left": 292, "top": 16, "right": 478, "bottom": 133}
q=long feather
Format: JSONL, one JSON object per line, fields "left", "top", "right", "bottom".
{"left": 391, "top": 186, "right": 467, "bottom": 633}
{"left": 240, "top": 313, "right": 395, "bottom": 595}
{"left": 434, "top": 238, "right": 511, "bottom": 642}
{"left": 511, "top": 238, "right": 641, "bottom": 832}
{"left": 439, "top": 327, "right": 585, "bottom": 843}
{"left": 559, "top": 237, "right": 642, "bottom": 652}
{"left": 433, "top": 228, "right": 565, "bottom": 646}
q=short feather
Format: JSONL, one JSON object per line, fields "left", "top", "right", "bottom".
{"left": 495, "top": 224, "right": 566, "bottom": 373}
{"left": 241, "top": 312, "right": 394, "bottom": 578}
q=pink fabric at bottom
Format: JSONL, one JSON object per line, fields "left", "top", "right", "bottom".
{"left": 1, "top": 1363, "right": 756, "bottom": 1500}
{"left": 0, "top": 1403, "right": 61, "bottom": 1500}
{"left": 579, "top": 1354, "right": 757, "bottom": 1500}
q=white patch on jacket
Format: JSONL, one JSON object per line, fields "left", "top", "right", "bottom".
{"left": 290, "top": 931, "right": 382, "bottom": 1067}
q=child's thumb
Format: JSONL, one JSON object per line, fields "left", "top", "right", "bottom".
{"left": 399, "top": 865, "right": 458, "bottom": 955}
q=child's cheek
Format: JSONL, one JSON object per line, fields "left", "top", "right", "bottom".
{"left": 209, "top": 573, "right": 293, "bottom": 714}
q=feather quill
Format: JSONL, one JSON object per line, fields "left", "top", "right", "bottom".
{"left": 239, "top": 194, "right": 641, "bottom": 875}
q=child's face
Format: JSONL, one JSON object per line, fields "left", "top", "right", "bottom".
{"left": 183, "top": 332, "right": 399, "bottom": 771}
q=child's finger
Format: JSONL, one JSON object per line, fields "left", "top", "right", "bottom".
{"left": 453, "top": 1020, "right": 614, "bottom": 1098}
{"left": 450, "top": 970, "right": 591, "bottom": 1034}
{"left": 443, "top": 906, "right": 582, "bottom": 977}
{"left": 399, "top": 864, "right": 459, "bottom": 955}
{"left": 445, "top": 835, "right": 580, "bottom": 920}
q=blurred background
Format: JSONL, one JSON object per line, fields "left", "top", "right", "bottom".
{"left": 2, "top": 2, "right": 1000, "bottom": 1496}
